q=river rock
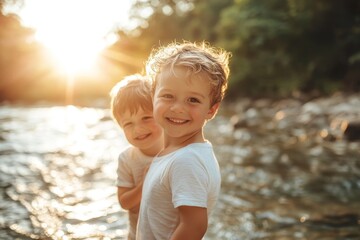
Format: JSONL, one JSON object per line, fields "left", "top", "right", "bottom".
{"left": 344, "top": 121, "right": 360, "bottom": 141}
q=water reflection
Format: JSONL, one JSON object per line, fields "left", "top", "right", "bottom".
{"left": 1, "top": 94, "right": 360, "bottom": 239}
{"left": 205, "top": 94, "right": 360, "bottom": 239}
{"left": 0, "top": 105, "right": 126, "bottom": 239}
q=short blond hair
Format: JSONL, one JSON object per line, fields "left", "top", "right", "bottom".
{"left": 146, "top": 41, "right": 231, "bottom": 106}
{"left": 110, "top": 74, "right": 153, "bottom": 127}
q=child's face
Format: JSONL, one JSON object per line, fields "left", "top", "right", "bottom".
{"left": 153, "top": 68, "right": 219, "bottom": 141}
{"left": 119, "top": 108, "right": 163, "bottom": 153}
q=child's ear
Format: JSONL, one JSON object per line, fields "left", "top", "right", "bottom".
{"left": 206, "top": 102, "right": 220, "bottom": 120}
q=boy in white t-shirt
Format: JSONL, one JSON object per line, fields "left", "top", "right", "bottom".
{"left": 136, "top": 41, "right": 231, "bottom": 240}
{"left": 110, "top": 74, "right": 163, "bottom": 240}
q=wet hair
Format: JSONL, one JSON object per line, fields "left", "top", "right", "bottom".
{"left": 146, "top": 41, "right": 231, "bottom": 106}
{"left": 110, "top": 74, "right": 153, "bottom": 127}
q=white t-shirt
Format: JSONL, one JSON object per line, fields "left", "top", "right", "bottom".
{"left": 117, "top": 146, "right": 153, "bottom": 240}
{"left": 136, "top": 142, "right": 221, "bottom": 240}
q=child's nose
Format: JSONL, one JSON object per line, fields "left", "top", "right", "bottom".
{"left": 170, "top": 101, "right": 184, "bottom": 113}
{"left": 133, "top": 124, "right": 145, "bottom": 134}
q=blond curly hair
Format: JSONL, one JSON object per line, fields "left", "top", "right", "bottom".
{"left": 145, "top": 41, "right": 231, "bottom": 106}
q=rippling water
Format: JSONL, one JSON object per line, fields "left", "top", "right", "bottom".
{"left": 1, "top": 95, "right": 360, "bottom": 239}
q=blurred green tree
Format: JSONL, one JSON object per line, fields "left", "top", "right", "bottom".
{"left": 121, "top": 0, "right": 360, "bottom": 99}
{"left": 0, "top": 0, "right": 359, "bottom": 103}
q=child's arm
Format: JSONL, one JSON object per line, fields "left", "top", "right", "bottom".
{"left": 170, "top": 206, "right": 208, "bottom": 240}
{"left": 117, "top": 166, "right": 149, "bottom": 212}
{"left": 117, "top": 183, "right": 143, "bottom": 212}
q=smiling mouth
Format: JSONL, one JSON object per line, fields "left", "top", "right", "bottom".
{"left": 135, "top": 133, "right": 151, "bottom": 140}
{"left": 167, "top": 118, "right": 189, "bottom": 124}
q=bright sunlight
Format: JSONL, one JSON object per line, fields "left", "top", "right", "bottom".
{"left": 11, "top": 0, "right": 131, "bottom": 75}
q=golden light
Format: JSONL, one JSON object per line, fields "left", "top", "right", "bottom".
{"left": 12, "top": 0, "right": 131, "bottom": 76}
{"left": 42, "top": 34, "right": 103, "bottom": 76}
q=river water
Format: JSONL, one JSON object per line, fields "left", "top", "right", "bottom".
{"left": 1, "top": 94, "right": 360, "bottom": 240}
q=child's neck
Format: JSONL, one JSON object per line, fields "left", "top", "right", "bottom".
{"left": 159, "top": 130, "right": 205, "bottom": 156}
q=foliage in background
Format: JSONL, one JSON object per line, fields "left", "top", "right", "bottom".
{"left": 0, "top": 0, "right": 359, "bottom": 103}
{"left": 121, "top": 0, "right": 360, "bottom": 99}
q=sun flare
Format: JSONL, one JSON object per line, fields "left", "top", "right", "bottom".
{"left": 41, "top": 32, "right": 105, "bottom": 76}
{"left": 13, "top": 0, "right": 131, "bottom": 75}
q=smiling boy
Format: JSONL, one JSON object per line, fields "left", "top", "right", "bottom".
{"left": 136, "top": 42, "right": 231, "bottom": 240}
{"left": 110, "top": 74, "right": 163, "bottom": 240}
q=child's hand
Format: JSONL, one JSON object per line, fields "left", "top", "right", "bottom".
{"left": 130, "top": 204, "right": 140, "bottom": 213}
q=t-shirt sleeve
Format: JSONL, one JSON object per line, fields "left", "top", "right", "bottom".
{"left": 169, "top": 156, "right": 209, "bottom": 208}
{"left": 116, "top": 149, "right": 135, "bottom": 188}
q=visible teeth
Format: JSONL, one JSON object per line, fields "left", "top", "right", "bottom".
{"left": 169, "top": 118, "right": 187, "bottom": 123}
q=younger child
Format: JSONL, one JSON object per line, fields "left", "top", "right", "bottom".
{"left": 136, "top": 41, "right": 231, "bottom": 239}
{"left": 110, "top": 74, "right": 163, "bottom": 240}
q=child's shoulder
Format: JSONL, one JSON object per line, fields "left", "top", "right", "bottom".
{"left": 118, "top": 146, "right": 152, "bottom": 167}
{"left": 172, "top": 142, "right": 214, "bottom": 160}
{"left": 184, "top": 141, "right": 213, "bottom": 152}
{"left": 118, "top": 145, "right": 138, "bottom": 158}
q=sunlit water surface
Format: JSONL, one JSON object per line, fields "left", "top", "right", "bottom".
{"left": 1, "top": 95, "right": 360, "bottom": 239}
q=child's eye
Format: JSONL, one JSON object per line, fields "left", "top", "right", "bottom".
{"left": 122, "top": 122, "right": 132, "bottom": 127}
{"left": 161, "top": 94, "right": 173, "bottom": 99}
{"left": 143, "top": 116, "right": 153, "bottom": 121}
{"left": 188, "top": 97, "right": 201, "bottom": 103}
